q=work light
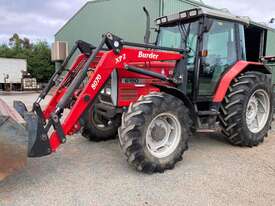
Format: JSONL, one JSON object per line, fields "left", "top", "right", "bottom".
{"left": 161, "top": 16, "right": 168, "bottom": 24}
{"left": 179, "top": 11, "right": 187, "bottom": 19}
{"left": 189, "top": 9, "right": 198, "bottom": 17}
{"left": 156, "top": 18, "right": 161, "bottom": 25}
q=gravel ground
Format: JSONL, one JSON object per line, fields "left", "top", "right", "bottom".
{"left": 1, "top": 93, "right": 275, "bottom": 206}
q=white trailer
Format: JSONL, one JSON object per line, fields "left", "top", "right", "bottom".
{"left": 0, "top": 58, "right": 27, "bottom": 91}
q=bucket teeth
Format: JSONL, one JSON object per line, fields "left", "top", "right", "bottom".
{"left": 13, "top": 100, "right": 52, "bottom": 157}
{"left": 24, "top": 112, "right": 52, "bottom": 157}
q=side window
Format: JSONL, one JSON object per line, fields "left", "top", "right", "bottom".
{"left": 157, "top": 26, "right": 181, "bottom": 48}
{"left": 238, "top": 24, "right": 247, "bottom": 60}
{"left": 184, "top": 23, "right": 199, "bottom": 71}
{"left": 199, "top": 20, "right": 237, "bottom": 96}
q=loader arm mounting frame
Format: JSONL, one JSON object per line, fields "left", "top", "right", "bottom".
{"left": 25, "top": 33, "right": 184, "bottom": 157}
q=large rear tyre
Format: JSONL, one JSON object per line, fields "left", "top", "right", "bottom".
{"left": 219, "top": 71, "right": 273, "bottom": 147}
{"left": 81, "top": 104, "right": 120, "bottom": 142}
{"left": 118, "top": 92, "right": 192, "bottom": 173}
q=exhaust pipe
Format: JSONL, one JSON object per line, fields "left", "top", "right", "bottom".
{"left": 143, "top": 7, "right": 151, "bottom": 44}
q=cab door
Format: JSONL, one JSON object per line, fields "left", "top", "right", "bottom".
{"left": 198, "top": 19, "right": 238, "bottom": 96}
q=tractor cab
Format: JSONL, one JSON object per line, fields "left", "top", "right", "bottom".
{"left": 155, "top": 7, "right": 269, "bottom": 102}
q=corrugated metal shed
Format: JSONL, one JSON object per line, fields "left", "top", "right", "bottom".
{"left": 163, "top": 1, "right": 196, "bottom": 15}
{"left": 55, "top": 0, "right": 210, "bottom": 49}
{"left": 266, "top": 31, "right": 275, "bottom": 81}
{"left": 56, "top": 0, "right": 160, "bottom": 48}
{"left": 266, "top": 31, "right": 275, "bottom": 55}
{"left": 55, "top": 0, "right": 275, "bottom": 68}
{"left": 161, "top": 0, "right": 215, "bottom": 15}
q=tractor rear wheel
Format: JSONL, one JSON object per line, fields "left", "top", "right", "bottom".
{"left": 118, "top": 92, "right": 192, "bottom": 173}
{"left": 219, "top": 71, "right": 273, "bottom": 147}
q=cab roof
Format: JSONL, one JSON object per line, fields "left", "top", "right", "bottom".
{"left": 156, "top": 7, "right": 274, "bottom": 32}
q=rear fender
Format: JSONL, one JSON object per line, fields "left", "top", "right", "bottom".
{"left": 213, "top": 61, "right": 271, "bottom": 103}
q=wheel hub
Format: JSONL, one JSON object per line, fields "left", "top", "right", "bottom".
{"left": 246, "top": 96, "right": 258, "bottom": 122}
{"left": 150, "top": 120, "right": 167, "bottom": 141}
{"left": 146, "top": 113, "right": 181, "bottom": 159}
{"left": 246, "top": 89, "right": 270, "bottom": 133}
{"left": 92, "top": 110, "right": 113, "bottom": 130}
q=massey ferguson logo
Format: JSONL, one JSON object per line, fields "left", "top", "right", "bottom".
{"left": 138, "top": 51, "right": 159, "bottom": 60}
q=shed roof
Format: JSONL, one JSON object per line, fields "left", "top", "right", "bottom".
{"left": 55, "top": 0, "right": 110, "bottom": 37}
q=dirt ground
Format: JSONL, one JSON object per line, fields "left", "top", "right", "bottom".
{"left": 1, "top": 93, "right": 275, "bottom": 206}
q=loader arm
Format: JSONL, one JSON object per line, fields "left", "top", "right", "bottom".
{"left": 43, "top": 54, "right": 87, "bottom": 119}
{"left": 50, "top": 47, "right": 183, "bottom": 151}
{"left": 43, "top": 52, "right": 106, "bottom": 120}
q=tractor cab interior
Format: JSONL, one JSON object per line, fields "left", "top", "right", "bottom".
{"left": 243, "top": 25, "right": 266, "bottom": 61}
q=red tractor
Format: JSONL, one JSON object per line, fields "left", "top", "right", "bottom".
{"left": 1, "top": 7, "right": 275, "bottom": 176}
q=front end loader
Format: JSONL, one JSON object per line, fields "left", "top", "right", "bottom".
{"left": 1, "top": 7, "right": 275, "bottom": 178}
{"left": 0, "top": 31, "right": 187, "bottom": 178}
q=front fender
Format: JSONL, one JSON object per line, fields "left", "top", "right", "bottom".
{"left": 153, "top": 84, "right": 196, "bottom": 121}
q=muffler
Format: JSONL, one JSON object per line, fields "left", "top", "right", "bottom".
{"left": 0, "top": 98, "right": 28, "bottom": 181}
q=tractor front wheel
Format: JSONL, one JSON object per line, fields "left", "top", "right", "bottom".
{"left": 119, "top": 92, "right": 192, "bottom": 173}
{"left": 219, "top": 71, "right": 273, "bottom": 147}
{"left": 81, "top": 104, "right": 120, "bottom": 142}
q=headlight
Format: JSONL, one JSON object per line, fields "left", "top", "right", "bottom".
{"left": 100, "top": 87, "right": 111, "bottom": 96}
{"left": 105, "top": 88, "right": 111, "bottom": 95}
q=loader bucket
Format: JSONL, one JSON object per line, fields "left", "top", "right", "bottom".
{"left": 0, "top": 98, "right": 28, "bottom": 181}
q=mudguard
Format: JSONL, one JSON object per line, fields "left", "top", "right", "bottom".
{"left": 213, "top": 61, "right": 271, "bottom": 103}
{"left": 153, "top": 84, "right": 196, "bottom": 121}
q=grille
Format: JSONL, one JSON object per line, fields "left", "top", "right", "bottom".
{"left": 119, "top": 89, "right": 138, "bottom": 101}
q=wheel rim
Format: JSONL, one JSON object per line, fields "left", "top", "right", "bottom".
{"left": 146, "top": 113, "right": 181, "bottom": 158}
{"left": 246, "top": 89, "right": 270, "bottom": 133}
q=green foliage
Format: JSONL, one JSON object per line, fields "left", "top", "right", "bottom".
{"left": 0, "top": 33, "right": 54, "bottom": 82}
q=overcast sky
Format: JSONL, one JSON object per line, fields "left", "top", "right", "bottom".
{"left": 0, "top": 0, "right": 274, "bottom": 44}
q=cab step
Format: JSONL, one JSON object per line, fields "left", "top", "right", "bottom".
{"left": 197, "top": 110, "right": 219, "bottom": 116}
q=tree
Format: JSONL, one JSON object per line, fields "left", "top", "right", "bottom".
{"left": 22, "top": 38, "right": 32, "bottom": 49}
{"left": 9, "top": 33, "right": 23, "bottom": 50}
{"left": 28, "top": 41, "right": 54, "bottom": 81}
{"left": 0, "top": 34, "right": 54, "bottom": 82}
